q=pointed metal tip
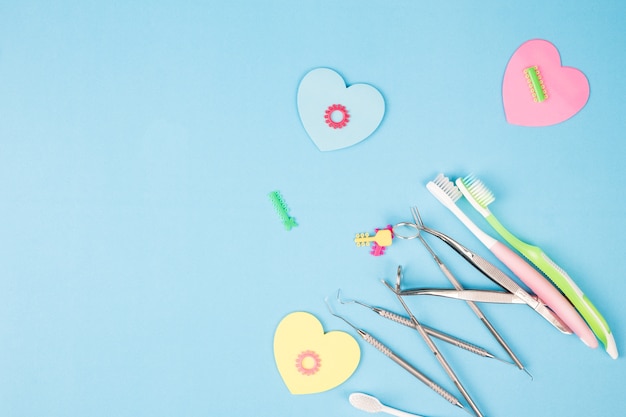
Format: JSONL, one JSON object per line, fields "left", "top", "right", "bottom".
{"left": 323, "top": 296, "right": 332, "bottom": 311}
{"left": 380, "top": 279, "right": 396, "bottom": 293}
{"left": 396, "top": 265, "right": 403, "bottom": 292}
{"left": 492, "top": 354, "right": 520, "bottom": 367}
{"left": 523, "top": 367, "right": 534, "bottom": 381}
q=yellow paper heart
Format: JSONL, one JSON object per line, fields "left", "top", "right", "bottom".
{"left": 273, "top": 311, "right": 360, "bottom": 394}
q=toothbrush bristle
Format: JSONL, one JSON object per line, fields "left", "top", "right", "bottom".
{"left": 432, "top": 173, "right": 462, "bottom": 202}
{"left": 462, "top": 175, "right": 495, "bottom": 207}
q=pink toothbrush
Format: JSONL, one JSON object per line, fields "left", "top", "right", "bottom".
{"left": 427, "top": 174, "right": 597, "bottom": 348}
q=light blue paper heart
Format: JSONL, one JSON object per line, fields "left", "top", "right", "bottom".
{"left": 297, "top": 68, "right": 385, "bottom": 152}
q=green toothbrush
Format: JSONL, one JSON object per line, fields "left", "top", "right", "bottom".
{"left": 456, "top": 175, "right": 617, "bottom": 359}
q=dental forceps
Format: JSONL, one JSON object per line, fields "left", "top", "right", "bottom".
{"left": 392, "top": 207, "right": 571, "bottom": 335}
{"left": 400, "top": 288, "right": 537, "bottom": 304}
{"left": 391, "top": 207, "right": 528, "bottom": 373}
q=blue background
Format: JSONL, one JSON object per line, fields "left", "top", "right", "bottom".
{"left": 1, "top": 1, "right": 625, "bottom": 416}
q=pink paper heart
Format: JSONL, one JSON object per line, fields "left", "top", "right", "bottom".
{"left": 502, "top": 39, "right": 589, "bottom": 126}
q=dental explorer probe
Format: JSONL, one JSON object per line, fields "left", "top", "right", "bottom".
{"left": 324, "top": 299, "right": 465, "bottom": 411}
{"left": 382, "top": 279, "right": 484, "bottom": 417}
{"left": 336, "top": 290, "right": 510, "bottom": 363}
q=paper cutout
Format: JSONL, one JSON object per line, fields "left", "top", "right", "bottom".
{"left": 297, "top": 68, "right": 385, "bottom": 151}
{"left": 502, "top": 39, "right": 589, "bottom": 126}
{"left": 273, "top": 312, "right": 360, "bottom": 395}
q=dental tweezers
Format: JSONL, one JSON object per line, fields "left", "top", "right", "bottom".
{"left": 401, "top": 288, "right": 535, "bottom": 304}
{"left": 420, "top": 223, "right": 571, "bottom": 334}
{"left": 396, "top": 207, "right": 570, "bottom": 335}
{"left": 394, "top": 209, "right": 528, "bottom": 372}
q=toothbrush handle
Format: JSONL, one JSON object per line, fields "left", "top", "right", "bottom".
{"left": 538, "top": 251, "right": 617, "bottom": 358}
{"left": 487, "top": 214, "right": 617, "bottom": 358}
{"left": 381, "top": 404, "right": 424, "bottom": 417}
{"left": 425, "top": 180, "right": 595, "bottom": 345}
{"left": 489, "top": 241, "right": 598, "bottom": 349}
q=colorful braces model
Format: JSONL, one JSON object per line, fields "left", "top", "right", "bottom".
{"left": 371, "top": 225, "right": 394, "bottom": 256}
{"left": 354, "top": 227, "right": 393, "bottom": 256}
{"left": 324, "top": 104, "right": 350, "bottom": 129}
{"left": 524, "top": 66, "right": 548, "bottom": 102}
{"left": 295, "top": 350, "right": 322, "bottom": 376}
{"left": 268, "top": 191, "right": 298, "bottom": 230}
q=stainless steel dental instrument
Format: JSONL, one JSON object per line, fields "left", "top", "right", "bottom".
{"left": 336, "top": 290, "right": 508, "bottom": 362}
{"left": 324, "top": 299, "right": 465, "bottom": 411}
{"left": 394, "top": 207, "right": 571, "bottom": 335}
{"left": 393, "top": 207, "right": 528, "bottom": 373}
{"left": 401, "top": 288, "right": 533, "bottom": 304}
{"left": 382, "top": 278, "right": 485, "bottom": 417}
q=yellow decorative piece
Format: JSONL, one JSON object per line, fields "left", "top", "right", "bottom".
{"left": 273, "top": 312, "right": 360, "bottom": 395}
{"left": 354, "top": 229, "right": 392, "bottom": 247}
